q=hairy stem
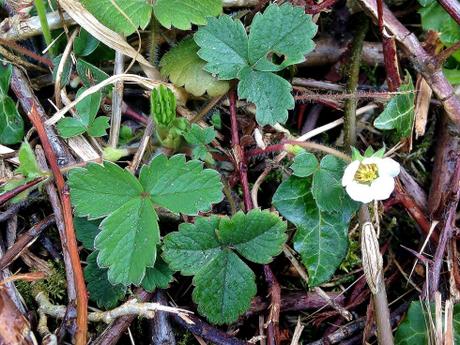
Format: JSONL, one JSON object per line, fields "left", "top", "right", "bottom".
{"left": 344, "top": 16, "right": 369, "bottom": 149}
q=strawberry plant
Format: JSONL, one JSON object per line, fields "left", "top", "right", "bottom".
{"left": 2, "top": 0, "right": 460, "bottom": 344}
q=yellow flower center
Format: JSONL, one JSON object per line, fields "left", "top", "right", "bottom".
{"left": 354, "top": 163, "right": 379, "bottom": 183}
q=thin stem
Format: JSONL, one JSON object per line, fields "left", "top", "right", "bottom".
{"left": 286, "top": 140, "right": 351, "bottom": 162}
{"left": 0, "top": 176, "right": 46, "bottom": 207}
{"left": 28, "top": 106, "right": 88, "bottom": 345}
{"left": 344, "top": 16, "right": 368, "bottom": 149}
{"left": 359, "top": 206, "right": 394, "bottom": 345}
{"left": 109, "top": 51, "right": 126, "bottom": 148}
{"left": 228, "top": 90, "right": 253, "bottom": 211}
{"left": 438, "top": 0, "right": 460, "bottom": 26}
{"left": 33, "top": 0, "right": 54, "bottom": 56}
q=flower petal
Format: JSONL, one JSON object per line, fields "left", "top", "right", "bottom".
{"left": 342, "top": 160, "right": 360, "bottom": 186}
{"left": 345, "top": 181, "right": 374, "bottom": 203}
{"left": 370, "top": 176, "right": 395, "bottom": 201}
{"left": 362, "top": 157, "right": 380, "bottom": 165}
{"left": 377, "top": 158, "right": 400, "bottom": 177}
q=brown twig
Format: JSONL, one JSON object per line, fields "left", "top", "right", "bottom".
{"left": 358, "top": 0, "right": 460, "bottom": 127}
{"left": 437, "top": 0, "right": 460, "bottom": 26}
{"left": 0, "top": 176, "right": 46, "bottom": 207}
{"left": 0, "top": 214, "right": 55, "bottom": 270}
{"left": 28, "top": 108, "right": 88, "bottom": 345}
{"left": 228, "top": 89, "right": 253, "bottom": 211}
{"left": 172, "top": 313, "right": 250, "bottom": 345}
{"left": 264, "top": 265, "right": 281, "bottom": 345}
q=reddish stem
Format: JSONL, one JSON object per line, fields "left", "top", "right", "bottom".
{"left": 376, "top": 0, "right": 401, "bottom": 91}
{"left": 437, "top": 0, "right": 460, "bottom": 26}
{"left": 228, "top": 90, "right": 253, "bottom": 211}
{"left": 246, "top": 144, "right": 286, "bottom": 158}
{"left": 305, "top": 0, "right": 338, "bottom": 14}
{"left": 0, "top": 176, "right": 45, "bottom": 207}
{"left": 27, "top": 105, "right": 88, "bottom": 345}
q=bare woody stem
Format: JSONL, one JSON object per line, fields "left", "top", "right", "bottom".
{"left": 27, "top": 105, "right": 88, "bottom": 345}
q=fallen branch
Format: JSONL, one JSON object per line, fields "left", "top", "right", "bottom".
{"left": 358, "top": 0, "right": 460, "bottom": 127}
{"left": 36, "top": 292, "right": 191, "bottom": 323}
{"left": 0, "top": 214, "right": 55, "bottom": 270}
{"left": 27, "top": 108, "right": 88, "bottom": 345}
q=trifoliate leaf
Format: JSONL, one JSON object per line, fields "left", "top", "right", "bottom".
{"left": 160, "top": 38, "right": 229, "bottom": 97}
{"left": 195, "top": 15, "right": 249, "bottom": 80}
{"left": 150, "top": 85, "right": 176, "bottom": 128}
{"left": 139, "top": 154, "right": 223, "bottom": 215}
{"left": 374, "top": 73, "right": 415, "bottom": 138}
{"left": 290, "top": 150, "right": 319, "bottom": 177}
{"left": 96, "top": 197, "right": 160, "bottom": 286}
{"left": 141, "top": 257, "right": 175, "bottom": 292}
{"left": 87, "top": 116, "right": 110, "bottom": 137}
{"left": 80, "top": 0, "right": 152, "bottom": 35}
{"left": 184, "top": 124, "right": 216, "bottom": 146}
{"left": 68, "top": 161, "right": 143, "bottom": 219}
{"left": 0, "top": 64, "right": 12, "bottom": 94}
{"left": 311, "top": 155, "right": 358, "bottom": 214}
{"left": 74, "top": 217, "right": 100, "bottom": 250}
{"left": 162, "top": 216, "right": 221, "bottom": 276}
{"left": 74, "top": 29, "right": 100, "bottom": 57}
{"left": 85, "top": 251, "right": 126, "bottom": 309}
{"left": 0, "top": 96, "right": 24, "bottom": 145}
{"left": 238, "top": 67, "right": 293, "bottom": 125}
{"left": 192, "top": 250, "right": 256, "bottom": 325}
{"left": 273, "top": 176, "right": 351, "bottom": 286}
{"left": 395, "top": 301, "right": 431, "bottom": 344}
{"left": 218, "top": 209, "right": 287, "bottom": 264}
{"left": 153, "top": 0, "right": 222, "bottom": 30}
{"left": 248, "top": 4, "right": 317, "bottom": 72}
{"left": 16, "top": 142, "right": 42, "bottom": 178}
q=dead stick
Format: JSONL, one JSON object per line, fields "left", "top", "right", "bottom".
{"left": 0, "top": 214, "right": 55, "bottom": 270}
{"left": 27, "top": 107, "right": 88, "bottom": 345}
{"left": 0, "top": 176, "right": 45, "bottom": 207}
{"left": 264, "top": 265, "right": 281, "bottom": 345}
{"left": 358, "top": 0, "right": 460, "bottom": 127}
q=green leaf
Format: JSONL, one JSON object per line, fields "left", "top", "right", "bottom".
{"left": 74, "top": 217, "right": 100, "bottom": 250}
{"left": 0, "top": 97, "right": 24, "bottom": 145}
{"left": 75, "top": 87, "right": 102, "bottom": 125}
{"left": 218, "top": 209, "right": 287, "bottom": 264}
{"left": 192, "top": 145, "right": 208, "bottom": 161}
{"left": 248, "top": 4, "right": 317, "bottom": 72}
{"left": 74, "top": 29, "right": 100, "bottom": 57}
{"left": 96, "top": 197, "right": 160, "bottom": 286}
{"left": 238, "top": 67, "right": 294, "bottom": 126}
{"left": 76, "top": 59, "right": 111, "bottom": 92}
{"left": 395, "top": 301, "right": 431, "bottom": 344}
{"left": 374, "top": 73, "right": 415, "bottom": 138}
{"left": 194, "top": 15, "right": 249, "bottom": 80}
{"left": 290, "top": 150, "right": 319, "bottom": 177}
{"left": 444, "top": 68, "right": 460, "bottom": 85}
{"left": 87, "top": 116, "right": 110, "bottom": 137}
{"left": 160, "top": 38, "right": 229, "bottom": 97}
{"left": 85, "top": 251, "right": 126, "bottom": 309}
{"left": 192, "top": 250, "right": 256, "bottom": 325}
{"left": 0, "top": 64, "right": 12, "bottom": 94}
{"left": 153, "top": 0, "right": 222, "bottom": 30}
{"left": 150, "top": 85, "right": 176, "bottom": 128}
{"left": 68, "top": 161, "right": 143, "bottom": 219}
{"left": 311, "top": 155, "right": 357, "bottom": 214}
{"left": 56, "top": 118, "right": 86, "bottom": 138}
{"left": 162, "top": 216, "right": 221, "bottom": 276}
{"left": 184, "top": 124, "right": 216, "bottom": 145}
{"left": 351, "top": 147, "right": 363, "bottom": 161}
{"left": 52, "top": 55, "right": 72, "bottom": 87}
{"left": 141, "top": 257, "right": 175, "bottom": 292}
{"left": 272, "top": 176, "right": 351, "bottom": 286}
{"left": 139, "top": 154, "right": 223, "bottom": 215}
{"left": 16, "top": 142, "right": 42, "bottom": 178}
{"left": 80, "top": 0, "right": 152, "bottom": 35}
{"left": 454, "top": 304, "right": 460, "bottom": 343}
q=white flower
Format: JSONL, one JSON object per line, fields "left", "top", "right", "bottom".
{"left": 342, "top": 157, "right": 400, "bottom": 203}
